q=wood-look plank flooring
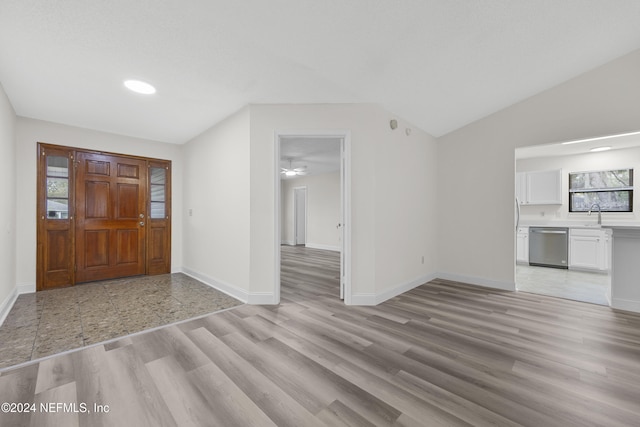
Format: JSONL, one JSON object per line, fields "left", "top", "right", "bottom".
{"left": 1, "top": 245, "right": 640, "bottom": 426}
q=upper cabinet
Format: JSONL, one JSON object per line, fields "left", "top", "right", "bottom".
{"left": 516, "top": 169, "right": 562, "bottom": 205}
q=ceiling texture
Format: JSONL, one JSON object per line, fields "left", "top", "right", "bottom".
{"left": 1, "top": 1, "right": 640, "bottom": 145}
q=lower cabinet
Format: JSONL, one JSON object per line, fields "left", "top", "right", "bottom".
{"left": 569, "top": 228, "right": 611, "bottom": 272}
{"left": 516, "top": 227, "right": 529, "bottom": 264}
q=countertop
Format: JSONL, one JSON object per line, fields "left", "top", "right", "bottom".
{"left": 518, "top": 221, "right": 640, "bottom": 229}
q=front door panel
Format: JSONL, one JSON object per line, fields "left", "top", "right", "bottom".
{"left": 75, "top": 152, "right": 147, "bottom": 282}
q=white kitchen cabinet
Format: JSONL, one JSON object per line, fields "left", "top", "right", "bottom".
{"left": 516, "top": 227, "right": 529, "bottom": 264}
{"left": 569, "top": 228, "right": 611, "bottom": 272}
{"left": 516, "top": 169, "right": 562, "bottom": 205}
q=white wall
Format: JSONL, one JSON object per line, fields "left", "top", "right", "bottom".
{"left": 250, "top": 103, "right": 439, "bottom": 304}
{"left": 0, "top": 83, "right": 16, "bottom": 323}
{"left": 10, "top": 102, "right": 439, "bottom": 308}
{"left": 517, "top": 146, "right": 640, "bottom": 224}
{"left": 437, "top": 48, "right": 640, "bottom": 290}
{"left": 181, "top": 107, "right": 252, "bottom": 301}
{"left": 15, "top": 118, "right": 184, "bottom": 290}
{"left": 281, "top": 172, "right": 341, "bottom": 250}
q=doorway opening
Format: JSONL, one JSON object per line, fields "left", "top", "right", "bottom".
{"left": 513, "top": 132, "right": 640, "bottom": 305}
{"left": 275, "top": 131, "right": 351, "bottom": 304}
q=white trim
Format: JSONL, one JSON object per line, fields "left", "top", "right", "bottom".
{"left": 341, "top": 135, "right": 352, "bottom": 303}
{"left": 17, "top": 283, "right": 36, "bottom": 294}
{"left": 350, "top": 293, "right": 377, "bottom": 306}
{"left": 246, "top": 292, "right": 279, "bottom": 305}
{"left": 0, "top": 288, "right": 18, "bottom": 327}
{"left": 275, "top": 130, "right": 352, "bottom": 305}
{"left": 305, "top": 243, "right": 340, "bottom": 252}
{"left": 181, "top": 267, "right": 249, "bottom": 303}
{"left": 610, "top": 297, "right": 640, "bottom": 313}
{"left": 375, "top": 273, "right": 439, "bottom": 304}
{"left": 181, "top": 267, "right": 277, "bottom": 305}
{"left": 0, "top": 284, "right": 35, "bottom": 327}
{"left": 350, "top": 273, "right": 438, "bottom": 306}
{"left": 436, "top": 272, "right": 516, "bottom": 291}
{"left": 274, "top": 136, "right": 282, "bottom": 304}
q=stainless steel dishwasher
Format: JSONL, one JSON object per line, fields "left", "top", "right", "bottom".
{"left": 529, "top": 227, "right": 568, "bottom": 269}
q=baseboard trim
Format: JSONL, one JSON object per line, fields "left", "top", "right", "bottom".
{"left": 349, "top": 293, "right": 377, "bottom": 306}
{"left": 0, "top": 283, "right": 36, "bottom": 327}
{"left": 376, "top": 273, "right": 438, "bottom": 305}
{"left": 17, "top": 283, "right": 36, "bottom": 294}
{"left": 181, "top": 267, "right": 277, "bottom": 305}
{"left": 350, "top": 273, "right": 438, "bottom": 306}
{"left": 181, "top": 267, "right": 249, "bottom": 303}
{"left": 0, "top": 288, "right": 18, "bottom": 327}
{"left": 610, "top": 297, "right": 640, "bottom": 314}
{"left": 305, "top": 243, "right": 340, "bottom": 252}
{"left": 435, "top": 272, "right": 516, "bottom": 291}
{"left": 246, "top": 293, "right": 279, "bottom": 305}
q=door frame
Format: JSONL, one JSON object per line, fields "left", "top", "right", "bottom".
{"left": 274, "top": 130, "right": 352, "bottom": 304}
{"left": 293, "top": 186, "right": 307, "bottom": 245}
{"left": 36, "top": 143, "right": 172, "bottom": 290}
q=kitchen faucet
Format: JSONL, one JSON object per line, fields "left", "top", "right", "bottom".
{"left": 588, "top": 203, "right": 602, "bottom": 225}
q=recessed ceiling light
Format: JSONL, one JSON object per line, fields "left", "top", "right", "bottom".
{"left": 590, "top": 146, "right": 611, "bottom": 152}
{"left": 124, "top": 79, "right": 156, "bottom": 95}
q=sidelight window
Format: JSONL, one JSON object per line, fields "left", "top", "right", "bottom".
{"left": 149, "top": 167, "right": 166, "bottom": 219}
{"left": 46, "top": 156, "right": 69, "bottom": 219}
{"left": 569, "top": 169, "right": 633, "bottom": 212}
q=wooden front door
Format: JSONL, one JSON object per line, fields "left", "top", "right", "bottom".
{"left": 75, "top": 152, "right": 148, "bottom": 283}
{"left": 37, "top": 144, "right": 171, "bottom": 290}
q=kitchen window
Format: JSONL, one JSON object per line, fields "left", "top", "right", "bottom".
{"left": 569, "top": 169, "right": 633, "bottom": 212}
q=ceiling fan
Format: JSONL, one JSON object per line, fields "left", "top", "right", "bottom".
{"left": 281, "top": 158, "right": 307, "bottom": 177}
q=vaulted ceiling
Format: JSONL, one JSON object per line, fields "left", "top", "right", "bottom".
{"left": 1, "top": 1, "right": 639, "bottom": 144}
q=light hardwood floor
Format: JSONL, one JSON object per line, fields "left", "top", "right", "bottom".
{"left": 1, "top": 246, "right": 639, "bottom": 426}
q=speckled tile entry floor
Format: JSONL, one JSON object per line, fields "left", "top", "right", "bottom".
{"left": 0, "top": 273, "right": 242, "bottom": 370}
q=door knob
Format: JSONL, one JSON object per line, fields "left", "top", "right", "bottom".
{"left": 139, "top": 213, "right": 145, "bottom": 218}
{"left": 139, "top": 221, "right": 145, "bottom": 227}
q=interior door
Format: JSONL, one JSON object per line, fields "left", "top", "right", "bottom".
{"left": 294, "top": 187, "right": 307, "bottom": 245}
{"left": 75, "top": 151, "right": 147, "bottom": 282}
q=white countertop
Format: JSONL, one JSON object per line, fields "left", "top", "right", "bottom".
{"left": 518, "top": 221, "right": 640, "bottom": 229}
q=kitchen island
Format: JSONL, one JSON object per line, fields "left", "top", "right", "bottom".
{"left": 609, "top": 225, "right": 640, "bottom": 313}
